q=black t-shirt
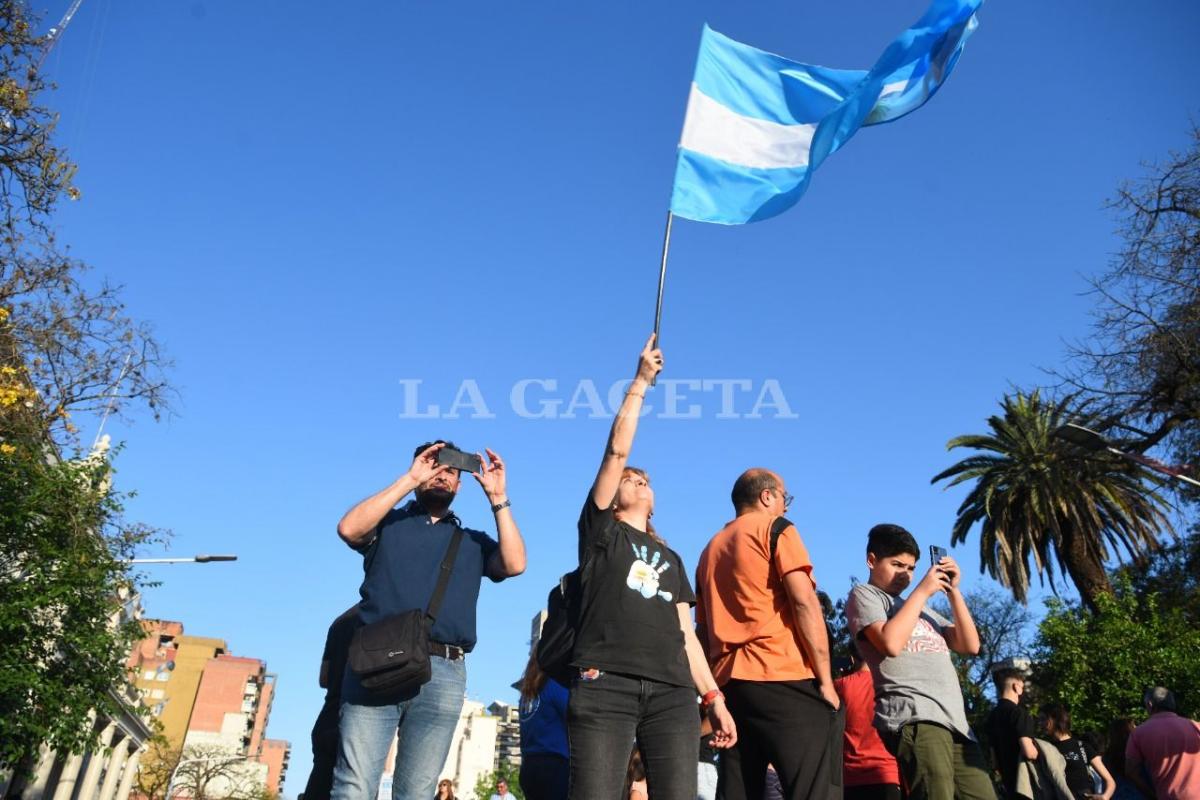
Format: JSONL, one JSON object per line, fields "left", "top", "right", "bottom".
{"left": 985, "top": 699, "right": 1036, "bottom": 794}
{"left": 570, "top": 496, "right": 696, "bottom": 687}
{"left": 1052, "top": 736, "right": 1097, "bottom": 799}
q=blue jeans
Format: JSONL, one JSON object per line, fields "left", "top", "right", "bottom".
{"left": 331, "top": 656, "right": 466, "bottom": 800}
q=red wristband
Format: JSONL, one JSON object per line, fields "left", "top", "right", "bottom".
{"left": 700, "top": 689, "right": 724, "bottom": 709}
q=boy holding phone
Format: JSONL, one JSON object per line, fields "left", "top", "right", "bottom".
{"left": 843, "top": 524, "right": 996, "bottom": 800}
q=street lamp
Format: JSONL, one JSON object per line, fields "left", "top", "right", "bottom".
{"left": 129, "top": 555, "right": 238, "bottom": 565}
{"left": 1053, "top": 423, "right": 1200, "bottom": 489}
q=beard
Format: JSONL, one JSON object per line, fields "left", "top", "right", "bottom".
{"left": 418, "top": 487, "right": 456, "bottom": 508}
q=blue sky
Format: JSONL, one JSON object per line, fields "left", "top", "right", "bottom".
{"left": 37, "top": 0, "right": 1200, "bottom": 794}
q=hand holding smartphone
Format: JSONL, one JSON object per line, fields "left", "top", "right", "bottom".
{"left": 929, "top": 545, "right": 956, "bottom": 587}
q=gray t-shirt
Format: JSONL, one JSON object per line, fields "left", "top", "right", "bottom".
{"left": 844, "top": 582, "right": 974, "bottom": 739}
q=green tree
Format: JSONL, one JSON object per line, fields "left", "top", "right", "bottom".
{"left": 1111, "top": 526, "right": 1200, "bottom": 624}
{"left": 0, "top": 0, "right": 170, "bottom": 786}
{"left": 0, "top": 0, "right": 170, "bottom": 452}
{"left": 932, "top": 391, "right": 1173, "bottom": 611}
{"left": 1058, "top": 124, "right": 1200, "bottom": 482}
{"left": 1031, "top": 581, "right": 1200, "bottom": 736}
{"left": 818, "top": 589, "right": 854, "bottom": 670}
{"left": 0, "top": 441, "right": 160, "bottom": 779}
{"left": 933, "top": 586, "right": 1034, "bottom": 730}
{"left": 471, "top": 762, "right": 523, "bottom": 800}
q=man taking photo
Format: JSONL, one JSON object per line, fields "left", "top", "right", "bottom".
{"left": 331, "top": 441, "right": 526, "bottom": 800}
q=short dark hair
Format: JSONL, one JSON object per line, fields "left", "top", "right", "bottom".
{"left": 867, "top": 524, "right": 920, "bottom": 560}
{"left": 731, "top": 469, "right": 779, "bottom": 511}
{"left": 413, "top": 439, "right": 458, "bottom": 460}
{"left": 992, "top": 667, "right": 1024, "bottom": 694}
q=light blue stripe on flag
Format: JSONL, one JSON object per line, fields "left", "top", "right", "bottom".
{"left": 670, "top": 0, "right": 983, "bottom": 225}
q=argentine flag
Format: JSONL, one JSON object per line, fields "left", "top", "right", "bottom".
{"left": 670, "top": 0, "right": 983, "bottom": 225}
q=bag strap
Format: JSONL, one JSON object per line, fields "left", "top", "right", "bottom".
{"left": 769, "top": 516, "right": 791, "bottom": 563}
{"left": 425, "top": 527, "right": 464, "bottom": 622}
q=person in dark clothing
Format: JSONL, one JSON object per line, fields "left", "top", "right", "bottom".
{"left": 1040, "top": 703, "right": 1115, "bottom": 800}
{"left": 984, "top": 666, "right": 1037, "bottom": 799}
{"left": 302, "top": 604, "right": 362, "bottom": 800}
{"left": 332, "top": 439, "right": 526, "bottom": 800}
{"left": 566, "top": 335, "right": 735, "bottom": 800}
{"left": 518, "top": 650, "right": 569, "bottom": 800}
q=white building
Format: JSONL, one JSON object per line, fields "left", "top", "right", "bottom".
{"left": 377, "top": 700, "right": 501, "bottom": 800}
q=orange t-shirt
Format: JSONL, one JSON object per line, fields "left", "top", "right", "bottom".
{"left": 694, "top": 512, "right": 816, "bottom": 684}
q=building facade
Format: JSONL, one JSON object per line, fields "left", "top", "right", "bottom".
{"left": 125, "top": 620, "right": 291, "bottom": 799}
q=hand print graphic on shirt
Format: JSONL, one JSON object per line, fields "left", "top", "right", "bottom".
{"left": 626, "top": 543, "right": 674, "bottom": 602}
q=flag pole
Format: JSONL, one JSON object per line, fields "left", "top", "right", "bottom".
{"left": 649, "top": 210, "right": 674, "bottom": 388}
{"left": 652, "top": 210, "right": 675, "bottom": 343}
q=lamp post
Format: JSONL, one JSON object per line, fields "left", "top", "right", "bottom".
{"left": 129, "top": 555, "right": 238, "bottom": 565}
{"left": 1053, "top": 423, "right": 1200, "bottom": 489}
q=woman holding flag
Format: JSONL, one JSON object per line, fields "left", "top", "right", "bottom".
{"left": 566, "top": 334, "right": 735, "bottom": 799}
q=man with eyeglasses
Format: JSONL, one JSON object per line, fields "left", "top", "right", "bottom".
{"left": 694, "top": 469, "right": 841, "bottom": 800}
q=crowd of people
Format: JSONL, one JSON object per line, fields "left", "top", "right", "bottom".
{"left": 296, "top": 337, "right": 1198, "bottom": 800}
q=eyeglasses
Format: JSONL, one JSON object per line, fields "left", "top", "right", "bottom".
{"left": 778, "top": 490, "right": 794, "bottom": 509}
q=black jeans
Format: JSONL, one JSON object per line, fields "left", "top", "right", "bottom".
{"left": 719, "top": 678, "right": 844, "bottom": 800}
{"left": 303, "top": 700, "right": 340, "bottom": 800}
{"left": 520, "top": 753, "right": 568, "bottom": 800}
{"left": 567, "top": 670, "right": 699, "bottom": 800}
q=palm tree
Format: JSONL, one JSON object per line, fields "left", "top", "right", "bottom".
{"left": 931, "top": 391, "right": 1172, "bottom": 611}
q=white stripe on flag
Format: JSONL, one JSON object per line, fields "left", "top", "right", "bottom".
{"left": 879, "top": 79, "right": 909, "bottom": 99}
{"left": 678, "top": 83, "right": 815, "bottom": 170}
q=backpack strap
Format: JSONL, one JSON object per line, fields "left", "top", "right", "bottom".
{"left": 769, "top": 516, "right": 793, "bottom": 562}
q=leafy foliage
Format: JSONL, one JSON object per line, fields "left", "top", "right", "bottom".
{"left": 0, "top": 442, "right": 161, "bottom": 773}
{"left": 471, "top": 761, "right": 523, "bottom": 800}
{"left": 1112, "top": 526, "right": 1200, "bottom": 624}
{"left": 933, "top": 586, "right": 1034, "bottom": 730}
{"left": 0, "top": 0, "right": 170, "bottom": 453}
{"left": 819, "top": 589, "right": 854, "bottom": 672}
{"left": 932, "top": 391, "right": 1172, "bottom": 610}
{"left": 1058, "top": 125, "right": 1200, "bottom": 484}
{"left": 0, "top": 1, "right": 77, "bottom": 236}
{"left": 1031, "top": 581, "right": 1200, "bottom": 736}
{"left": 0, "top": 0, "right": 171, "bottom": 780}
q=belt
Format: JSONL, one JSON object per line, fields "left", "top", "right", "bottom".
{"left": 430, "top": 641, "right": 465, "bottom": 661}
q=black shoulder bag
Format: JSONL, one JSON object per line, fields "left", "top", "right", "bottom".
{"left": 348, "top": 526, "right": 464, "bottom": 696}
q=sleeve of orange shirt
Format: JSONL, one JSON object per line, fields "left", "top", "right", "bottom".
{"left": 772, "top": 521, "right": 814, "bottom": 587}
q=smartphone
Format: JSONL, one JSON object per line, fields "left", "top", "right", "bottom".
{"left": 929, "top": 545, "right": 956, "bottom": 580}
{"left": 436, "top": 446, "right": 482, "bottom": 474}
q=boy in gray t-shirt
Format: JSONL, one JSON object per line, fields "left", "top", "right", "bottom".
{"left": 843, "top": 524, "right": 996, "bottom": 800}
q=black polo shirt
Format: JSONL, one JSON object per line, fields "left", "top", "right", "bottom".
{"left": 355, "top": 500, "right": 499, "bottom": 651}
